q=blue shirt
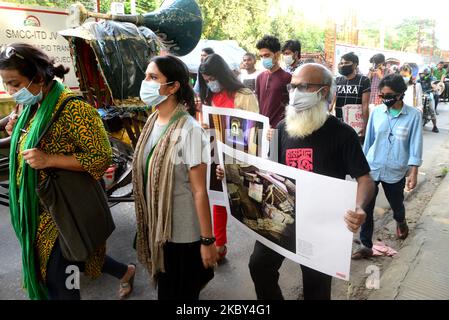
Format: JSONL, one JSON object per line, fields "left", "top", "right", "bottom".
{"left": 363, "top": 104, "right": 423, "bottom": 183}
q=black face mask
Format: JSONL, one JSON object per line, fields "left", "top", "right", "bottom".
{"left": 382, "top": 94, "right": 404, "bottom": 108}
{"left": 339, "top": 65, "right": 354, "bottom": 76}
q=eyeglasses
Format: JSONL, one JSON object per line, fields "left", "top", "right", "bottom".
{"left": 0, "top": 46, "right": 24, "bottom": 60}
{"left": 287, "top": 83, "right": 326, "bottom": 93}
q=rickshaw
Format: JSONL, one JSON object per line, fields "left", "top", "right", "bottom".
{"left": 0, "top": 0, "right": 203, "bottom": 207}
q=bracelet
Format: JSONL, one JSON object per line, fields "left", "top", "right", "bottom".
{"left": 200, "top": 236, "right": 216, "bottom": 246}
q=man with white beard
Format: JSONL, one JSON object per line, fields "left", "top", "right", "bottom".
{"left": 247, "top": 63, "right": 375, "bottom": 300}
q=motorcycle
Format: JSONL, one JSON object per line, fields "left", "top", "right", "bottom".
{"left": 421, "top": 90, "right": 434, "bottom": 127}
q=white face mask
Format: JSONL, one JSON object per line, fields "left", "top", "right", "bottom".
{"left": 139, "top": 80, "right": 173, "bottom": 107}
{"left": 283, "top": 55, "right": 294, "bottom": 66}
{"left": 207, "top": 80, "right": 222, "bottom": 93}
{"left": 289, "top": 87, "right": 323, "bottom": 112}
{"left": 11, "top": 78, "right": 42, "bottom": 105}
{"left": 402, "top": 76, "right": 411, "bottom": 84}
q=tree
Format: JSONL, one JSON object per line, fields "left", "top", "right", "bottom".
{"left": 3, "top": 0, "right": 159, "bottom": 13}
{"left": 4, "top": 0, "right": 328, "bottom": 54}
{"left": 198, "top": 0, "right": 324, "bottom": 53}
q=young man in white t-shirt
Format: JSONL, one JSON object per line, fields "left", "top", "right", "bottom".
{"left": 239, "top": 52, "right": 260, "bottom": 92}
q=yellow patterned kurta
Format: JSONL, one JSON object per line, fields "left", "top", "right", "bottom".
{"left": 17, "top": 90, "right": 112, "bottom": 282}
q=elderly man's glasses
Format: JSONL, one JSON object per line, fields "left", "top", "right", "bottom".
{"left": 0, "top": 46, "right": 24, "bottom": 60}
{"left": 287, "top": 83, "right": 326, "bottom": 93}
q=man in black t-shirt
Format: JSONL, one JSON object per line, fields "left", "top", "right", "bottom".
{"left": 333, "top": 52, "right": 371, "bottom": 142}
{"left": 249, "top": 63, "right": 375, "bottom": 300}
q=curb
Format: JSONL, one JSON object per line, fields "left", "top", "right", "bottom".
{"left": 368, "top": 173, "right": 449, "bottom": 299}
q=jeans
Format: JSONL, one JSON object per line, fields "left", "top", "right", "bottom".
{"left": 46, "top": 239, "right": 128, "bottom": 300}
{"left": 360, "top": 177, "right": 406, "bottom": 248}
{"left": 248, "top": 241, "right": 332, "bottom": 300}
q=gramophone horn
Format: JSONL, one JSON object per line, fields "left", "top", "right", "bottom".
{"left": 69, "top": 0, "right": 202, "bottom": 56}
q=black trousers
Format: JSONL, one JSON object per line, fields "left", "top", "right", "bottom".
{"left": 360, "top": 178, "right": 406, "bottom": 248}
{"left": 157, "top": 241, "right": 214, "bottom": 300}
{"left": 248, "top": 241, "right": 332, "bottom": 300}
{"left": 46, "top": 239, "right": 128, "bottom": 300}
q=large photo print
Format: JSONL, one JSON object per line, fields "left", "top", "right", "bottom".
{"left": 224, "top": 161, "right": 297, "bottom": 254}
{"left": 218, "top": 142, "right": 357, "bottom": 281}
{"left": 203, "top": 106, "right": 269, "bottom": 205}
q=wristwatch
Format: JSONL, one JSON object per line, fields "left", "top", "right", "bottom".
{"left": 200, "top": 236, "right": 216, "bottom": 246}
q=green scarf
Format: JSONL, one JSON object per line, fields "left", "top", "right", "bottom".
{"left": 9, "top": 81, "right": 65, "bottom": 300}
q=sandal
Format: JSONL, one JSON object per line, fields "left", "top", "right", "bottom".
{"left": 351, "top": 246, "right": 373, "bottom": 260}
{"left": 119, "top": 263, "right": 136, "bottom": 300}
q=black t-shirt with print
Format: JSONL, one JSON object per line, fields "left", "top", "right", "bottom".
{"left": 276, "top": 116, "right": 371, "bottom": 180}
{"left": 335, "top": 74, "right": 371, "bottom": 119}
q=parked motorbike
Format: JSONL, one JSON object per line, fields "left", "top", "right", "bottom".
{"left": 422, "top": 91, "right": 433, "bottom": 127}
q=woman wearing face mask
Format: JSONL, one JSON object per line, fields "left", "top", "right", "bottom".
{"left": 354, "top": 73, "right": 423, "bottom": 259}
{"left": 197, "top": 53, "right": 259, "bottom": 262}
{"left": 399, "top": 64, "right": 423, "bottom": 112}
{"left": 0, "top": 43, "right": 135, "bottom": 300}
{"left": 134, "top": 55, "right": 218, "bottom": 300}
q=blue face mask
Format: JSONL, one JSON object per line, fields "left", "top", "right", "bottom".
{"left": 12, "top": 79, "right": 42, "bottom": 105}
{"left": 262, "top": 57, "right": 274, "bottom": 70}
{"left": 139, "top": 80, "right": 172, "bottom": 107}
{"left": 207, "top": 80, "right": 222, "bottom": 93}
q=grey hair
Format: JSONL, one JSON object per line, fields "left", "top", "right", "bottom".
{"left": 294, "top": 63, "right": 336, "bottom": 104}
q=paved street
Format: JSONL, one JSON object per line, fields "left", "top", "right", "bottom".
{"left": 1, "top": 103, "right": 448, "bottom": 300}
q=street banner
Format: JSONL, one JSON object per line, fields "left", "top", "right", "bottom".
{"left": 218, "top": 142, "right": 357, "bottom": 280}
{"left": 0, "top": 2, "right": 79, "bottom": 98}
{"left": 202, "top": 105, "right": 269, "bottom": 206}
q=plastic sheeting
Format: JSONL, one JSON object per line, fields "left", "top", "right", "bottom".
{"left": 60, "top": 20, "right": 160, "bottom": 106}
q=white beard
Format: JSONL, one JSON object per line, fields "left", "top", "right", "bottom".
{"left": 285, "top": 101, "right": 329, "bottom": 139}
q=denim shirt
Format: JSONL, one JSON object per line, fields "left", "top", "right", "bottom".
{"left": 363, "top": 104, "right": 423, "bottom": 183}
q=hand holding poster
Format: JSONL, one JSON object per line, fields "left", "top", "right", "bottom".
{"left": 218, "top": 141, "right": 357, "bottom": 280}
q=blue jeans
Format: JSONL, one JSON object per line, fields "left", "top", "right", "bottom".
{"left": 360, "top": 177, "right": 406, "bottom": 248}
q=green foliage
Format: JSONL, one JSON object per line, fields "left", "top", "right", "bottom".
{"left": 359, "top": 17, "right": 437, "bottom": 52}
{"left": 3, "top": 0, "right": 158, "bottom": 13}
{"left": 1, "top": 1, "right": 437, "bottom": 55}
{"left": 198, "top": 0, "right": 324, "bottom": 54}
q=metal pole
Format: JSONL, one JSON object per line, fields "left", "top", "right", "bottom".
{"left": 97, "top": 0, "right": 101, "bottom": 13}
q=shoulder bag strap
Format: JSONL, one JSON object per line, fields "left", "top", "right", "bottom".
{"left": 34, "top": 95, "right": 80, "bottom": 148}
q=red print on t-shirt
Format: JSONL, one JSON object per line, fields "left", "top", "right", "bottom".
{"left": 286, "top": 148, "right": 313, "bottom": 171}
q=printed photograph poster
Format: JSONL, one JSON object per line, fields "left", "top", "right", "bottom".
{"left": 218, "top": 142, "right": 299, "bottom": 262}
{"left": 294, "top": 166, "right": 356, "bottom": 281}
{"left": 342, "top": 104, "right": 364, "bottom": 136}
{"left": 203, "top": 106, "right": 269, "bottom": 206}
{"left": 218, "top": 142, "right": 357, "bottom": 281}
